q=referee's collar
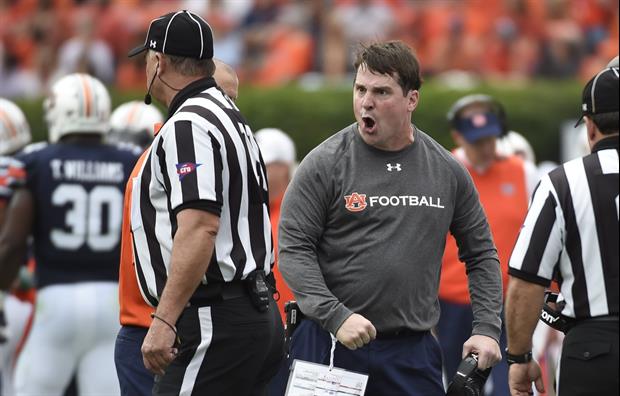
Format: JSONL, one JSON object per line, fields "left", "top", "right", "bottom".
{"left": 592, "top": 134, "right": 619, "bottom": 153}
{"left": 167, "top": 76, "right": 217, "bottom": 119}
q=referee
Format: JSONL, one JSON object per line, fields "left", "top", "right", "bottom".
{"left": 127, "top": 10, "right": 284, "bottom": 395}
{"left": 505, "top": 66, "right": 619, "bottom": 396}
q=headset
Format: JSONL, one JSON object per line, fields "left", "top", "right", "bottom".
{"left": 144, "top": 62, "right": 159, "bottom": 105}
{"left": 144, "top": 60, "right": 182, "bottom": 105}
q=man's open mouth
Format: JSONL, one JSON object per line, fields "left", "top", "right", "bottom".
{"left": 362, "top": 116, "right": 375, "bottom": 129}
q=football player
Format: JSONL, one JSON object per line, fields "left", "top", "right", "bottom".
{"left": 0, "top": 74, "right": 140, "bottom": 395}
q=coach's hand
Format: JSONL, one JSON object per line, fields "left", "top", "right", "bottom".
{"left": 335, "top": 313, "right": 376, "bottom": 350}
{"left": 142, "top": 319, "right": 179, "bottom": 375}
{"left": 462, "top": 334, "right": 502, "bottom": 370}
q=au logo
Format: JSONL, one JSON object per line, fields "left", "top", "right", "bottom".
{"left": 344, "top": 192, "right": 367, "bottom": 212}
{"left": 472, "top": 113, "right": 487, "bottom": 127}
{"left": 500, "top": 183, "right": 515, "bottom": 196}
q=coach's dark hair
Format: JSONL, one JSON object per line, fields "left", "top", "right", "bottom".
{"left": 167, "top": 54, "right": 215, "bottom": 77}
{"left": 590, "top": 112, "right": 619, "bottom": 135}
{"left": 353, "top": 41, "right": 423, "bottom": 96}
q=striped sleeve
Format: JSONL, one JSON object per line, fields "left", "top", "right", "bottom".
{"left": 158, "top": 119, "right": 223, "bottom": 216}
{"left": 508, "top": 174, "right": 563, "bottom": 286}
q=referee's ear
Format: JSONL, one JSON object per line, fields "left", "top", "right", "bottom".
{"left": 584, "top": 116, "right": 597, "bottom": 150}
{"left": 153, "top": 52, "right": 167, "bottom": 77}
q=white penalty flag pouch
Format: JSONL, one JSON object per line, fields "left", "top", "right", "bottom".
{"left": 284, "top": 335, "right": 368, "bottom": 395}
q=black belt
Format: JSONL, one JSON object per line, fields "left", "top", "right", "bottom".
{"left": 187, "top": 272, "right": 276, "bottom": 307}
{"left": 375, "top": 329, "right": 428, "bottom": 340}
{"left": 188, "top": 281, "right": 247, "bottom": 307}
{"left": 565, "top": 315, "right": 618, "bottom": 333}
{"left": 576, "top": 315, "right": 619, "bottom": 324}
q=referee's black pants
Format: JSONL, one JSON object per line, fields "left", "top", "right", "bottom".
{"left": 557, "top": 320, "right": 618, "bottom": 395}
{"left": 153, "top": 294, "right": 284, "bottom": 396}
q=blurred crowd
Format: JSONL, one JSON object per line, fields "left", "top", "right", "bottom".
{"left": 1, "top": 0, "right": 619, "bottom": 99}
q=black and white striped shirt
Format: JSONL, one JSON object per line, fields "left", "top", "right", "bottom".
{"left": 131, "top": 77, "right": 272, "bottom": 306}
{"left": 509, "top": 135, "right": 619, "bottom": 319}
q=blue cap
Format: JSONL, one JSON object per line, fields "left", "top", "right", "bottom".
{"left": 454, "top": 112, "right": 503, "bottom": 143}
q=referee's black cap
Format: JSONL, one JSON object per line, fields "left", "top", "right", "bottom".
{"left": 128, "top": 10, "right": 214, "bottom": 60}
{"left": 575, "top": 66, "right": 619, "bottom": 127}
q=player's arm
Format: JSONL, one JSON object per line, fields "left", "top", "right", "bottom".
{"left": 0, "top": 188, "right": 34, "bottom": 290}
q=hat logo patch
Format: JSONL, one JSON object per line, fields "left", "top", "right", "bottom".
{"left": 176, "top": 162, "right": 202, "bottom": 180}
{"left": 472, "top": 114, "right": 487, "bottom": 127}
{"left": 150, "top": 40, "right": 157, "bottom": 48}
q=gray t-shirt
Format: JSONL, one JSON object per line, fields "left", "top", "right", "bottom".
{"left": 278, "top": 124, "right": 502, "bottom": 341}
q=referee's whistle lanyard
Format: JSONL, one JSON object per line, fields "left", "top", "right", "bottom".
{"left": 329, "top": 334, "right": 337, "bottom": 371}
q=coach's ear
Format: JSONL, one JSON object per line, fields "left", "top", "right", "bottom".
{"left": 407, "top": 89, "right": 419, "bottom": 113}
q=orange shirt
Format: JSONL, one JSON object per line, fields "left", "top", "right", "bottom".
{"left": 118, "top": 149, "right": 151, "bottom": 327}
{"left": 270, "top": 194, "right": 295, "bottom": 323}
{"left": 439, "top": 155, "right": 529, "bottom": 304}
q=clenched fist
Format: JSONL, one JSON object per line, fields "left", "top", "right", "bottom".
{"left": 335, "top": 314, "right": 376, "bottom": 350}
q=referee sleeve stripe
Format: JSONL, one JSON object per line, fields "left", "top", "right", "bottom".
{"left": 174, "top": 120, "right": 201, "bottom": 203}
{"left": 521, "top": 192, "right": 558, "bottom": 275}
{"left": 508, "top": 267, "right": 551, "bottom": 287}
{"left": 549, "top": 164, "right": 591, "bottom": 317}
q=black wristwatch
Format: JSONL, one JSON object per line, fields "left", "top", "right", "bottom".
{"left": 505, "top": 349, "right": 533, "bottom": 365}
